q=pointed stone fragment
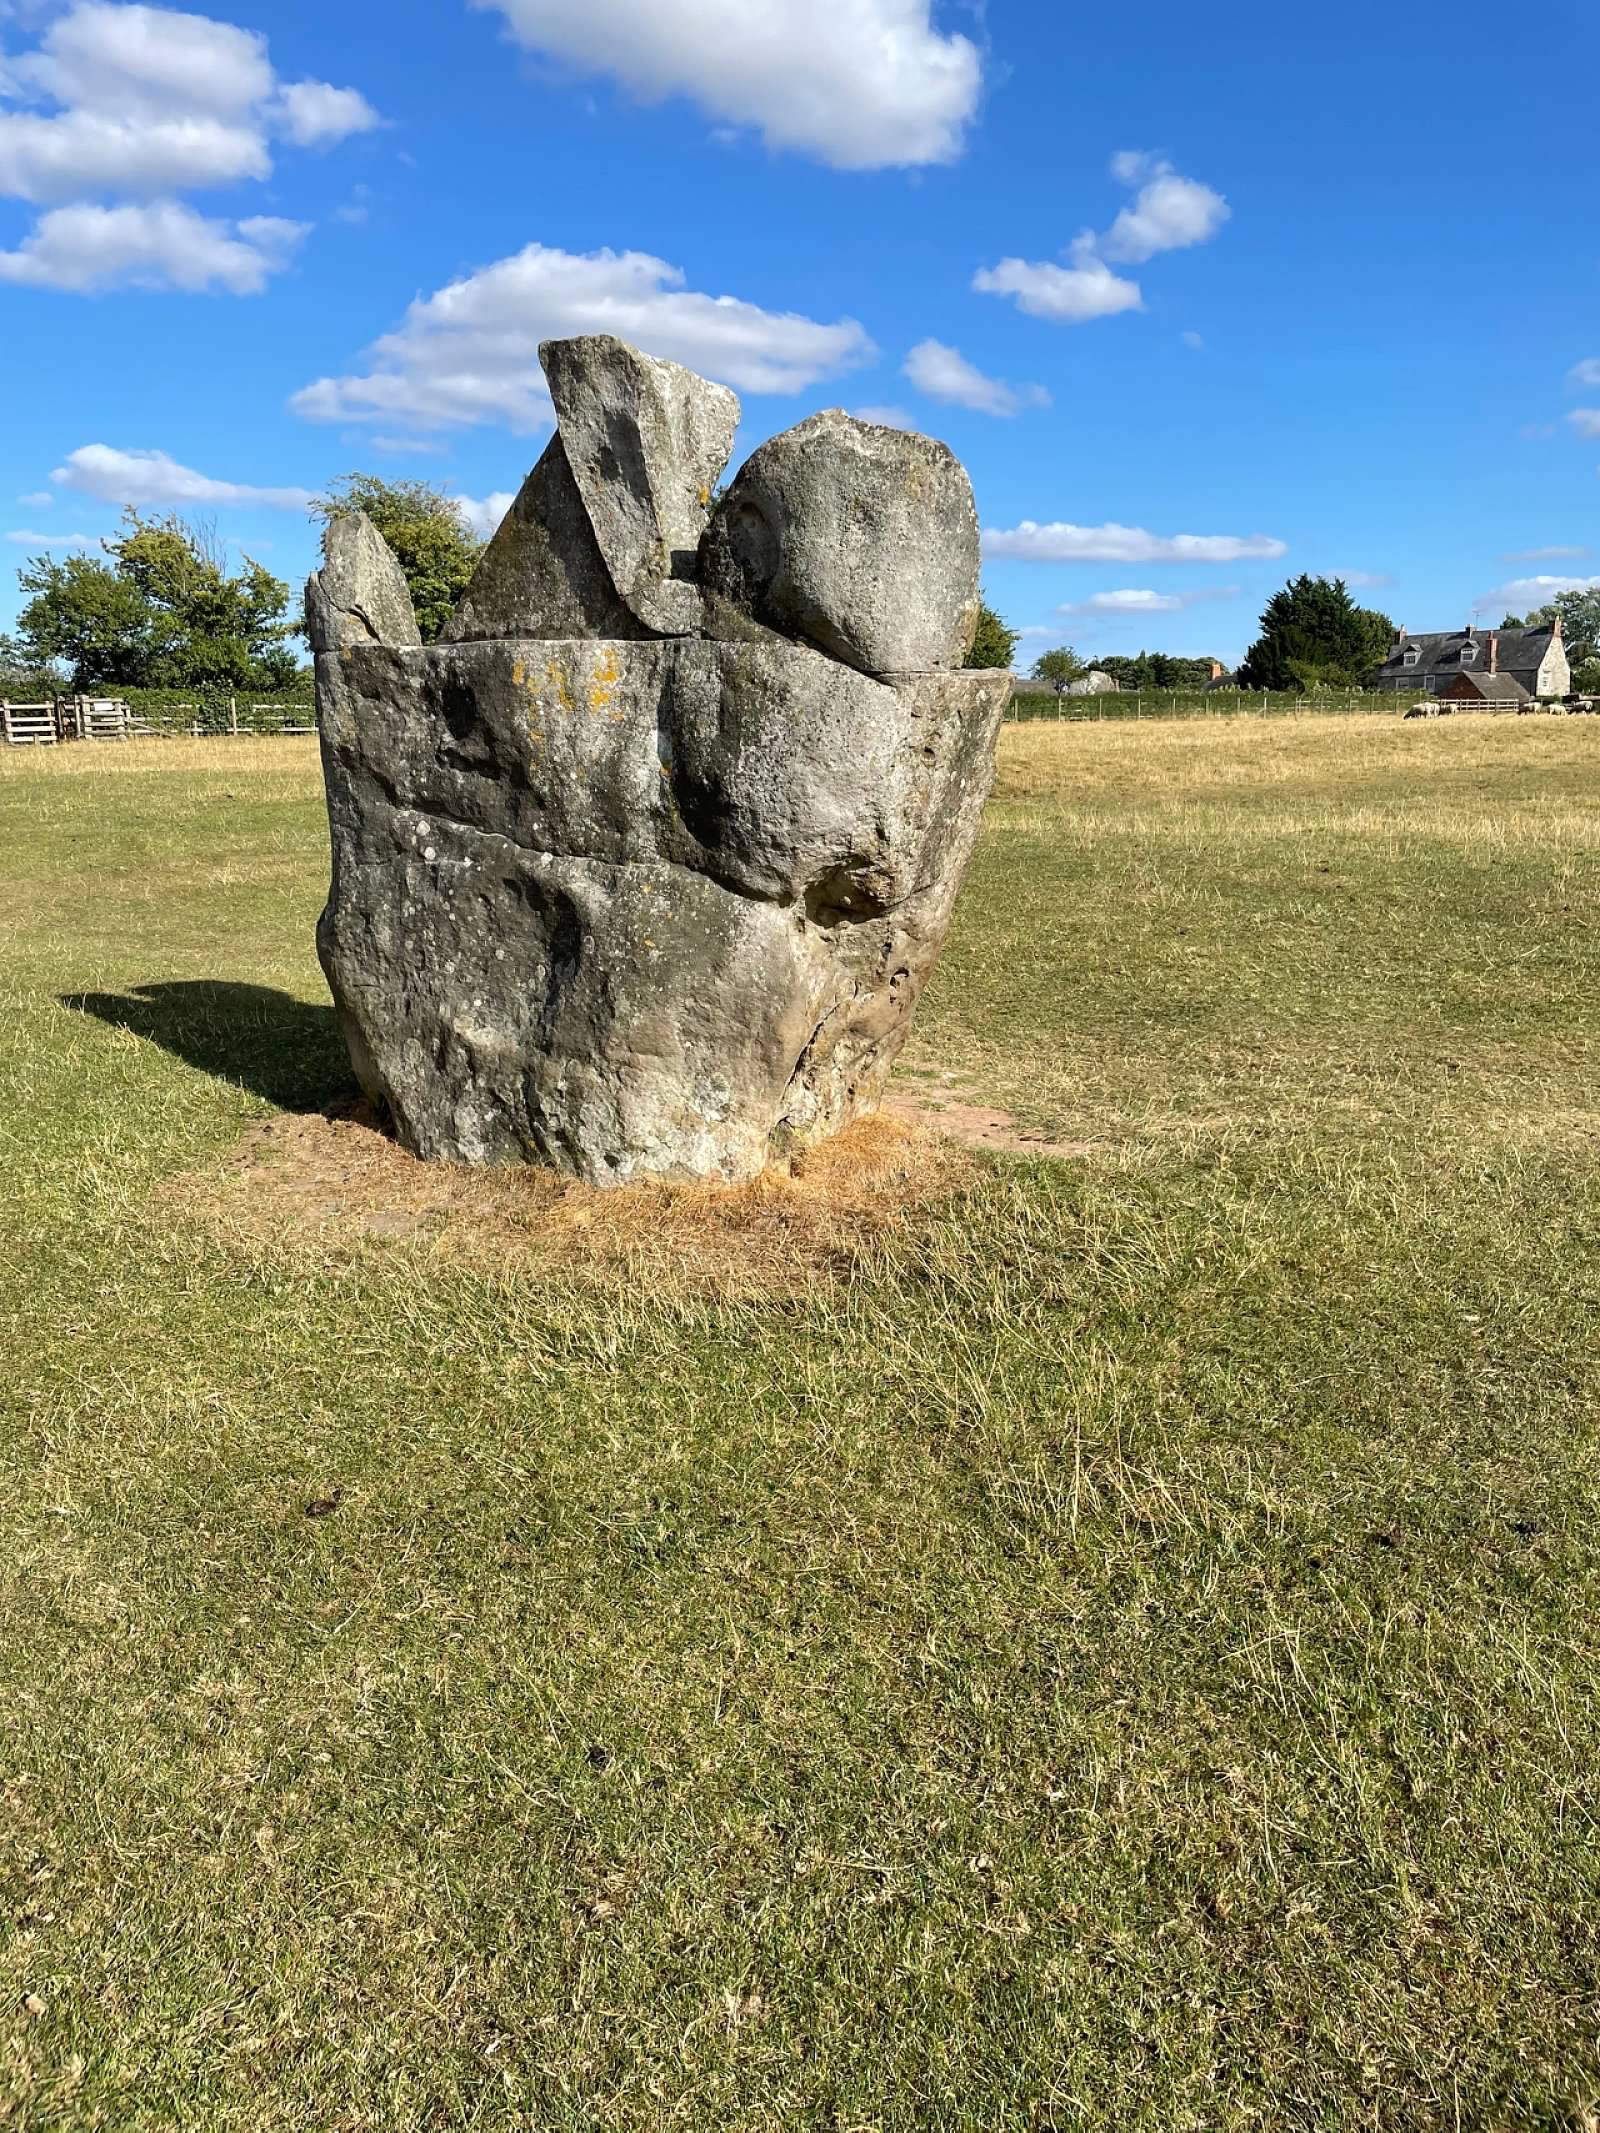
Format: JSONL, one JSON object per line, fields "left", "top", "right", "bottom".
{"left": 701, "top": 409, "right": 981, "bottom": 676}
{"left": 305, "top": 511, "right": 421, "bottom": 652}
{"left": 541, "top": 334, "right": 739, "bottom": 636}
{"left": 438, "top": 435, "right": 644, "bottom": 645}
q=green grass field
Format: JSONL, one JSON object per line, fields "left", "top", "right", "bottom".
{"left": 3, "top": 718, "right": 1599, "bottom": 2131}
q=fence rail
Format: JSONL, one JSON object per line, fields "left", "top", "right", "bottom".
{"left": 2, "top": 695, "right": 316, "bottom": 744}
{"left": 0, "top": 701, "right": 57, "bottom": 746}
{"left": 126, "top": 700, "right": 316, "bottom": 738}
{"left": 1004, "top": 688, "right": 1384, "bottom": 724}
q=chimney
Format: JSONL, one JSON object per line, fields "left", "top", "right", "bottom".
{"left": 1552, "top": 609, "right": 1564, "bottom": 641}
{"left": 1489, "top": 631, "right": 1498, "bottom": 675}
{"left": 1394, "top": 626, "right": 1407, "bottom": 649}
{"left": 1209, "top": 659, "right": 1224, "bottom": 681}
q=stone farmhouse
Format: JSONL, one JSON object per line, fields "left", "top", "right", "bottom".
{"left": 1375, "top": 619, "right": 1569, "bottom": 701}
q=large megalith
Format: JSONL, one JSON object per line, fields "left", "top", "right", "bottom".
{"left": 312, "top": 334, "right": 1006, "bottom": 1185}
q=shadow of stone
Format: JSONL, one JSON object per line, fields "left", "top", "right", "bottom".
{"left": 63, "top": 981, "right": 354, "bottom": 1114}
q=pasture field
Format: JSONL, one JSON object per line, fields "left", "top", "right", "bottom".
{"left": 3, "top": 718, "right": 1599, "bottom": 2131}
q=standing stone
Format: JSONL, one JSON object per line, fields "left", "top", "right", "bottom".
{"left": 543, "top": 335, "right": 738, "bottom": 637}
{"left": 700, "top": 409, "right": 981, "bottom": 675}
{"left": 438, "top": 436, "right": 643, "bottom": 645}
{"left": 313, "top": 337, "right": 1004, "bottom": 1186}
{"left": 306, "top": 511, "right": 421, "bottom": 653}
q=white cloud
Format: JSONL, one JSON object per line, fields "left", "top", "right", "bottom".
{"left": 9, "top": 3, "right": 274, "bottom": 135}
{"left": 1480, "top": 573, "right": 1600, "bottom": 608}
{"left": 1567, "top": 410, "right": 1600, "bottom": 438}
{"left": 0, "top": 200, "right": 306, "bottom": 291}
{"left": 456, "top": 490, "right": 516, "bottom": 540}
{"left": 1502, "top": 545, "right": 1589, "bottom": 562}
{"left": 1180, "top": 328, "right": 1205, "bottom": 351}
{"left": 1057, "top": 585, "right": 1239, "bottom": 617}
{"left": 976, "top": 152, "right": 1228, "bottom": 330}
{"left": 18, "top": 490, "right": 53, "bottom": 505}
{"left": 5, "top": 527, "right": 101, "bottom": 546}
{"left": 1322, "top": 569, "right": 1393, "bottom": 589}
{"left": 54, "top": 443, "right": 312, "bottom": 508}
{"left": 902, "top": 338, "right": 1048, "bottom": 418}
{"left": 851, "top": 404, "right": 916, "bottom": 430}
{"left": 974, "top": 236, "right": 1142, "bottom": 324}
{"left": 1060, "top": 589, "right": 1183, "bottom": 616}
{"left": 472, "top": 0, "right": 980, "bottom": 169}
{"left": 1109, "top": 149, "right": 1157, "bottom": 186}
{"left": 0, "top": 4, "right": 378, "bottom": 200}
{"left": 0, "top": 107, "right": 270, "bottom": 199}
{"left": 292, "top": 242, "right": 876, "bottom": 432}
{"left": 1568, "top": 359, "right": 1600, "bottom": 388}
{"left": 0, "top": 3, "right": 375, "bottom": 293}
{"left": 985, "top": 521, "right": 1287, "bottom": 565}
{"left": 271, "top": 80, "right": 380, "bottom": 148}
{"left": 1103, "top": 162, "right": 1229, "bottom": 263}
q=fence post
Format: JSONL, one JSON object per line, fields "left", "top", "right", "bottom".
{"left": 229, "top": 694, "right": 238, "bottom": 737}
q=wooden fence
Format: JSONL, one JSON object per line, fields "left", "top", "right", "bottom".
{"left": 1004, "top": 688, "right": 1384, "bottom": 725}
{"left": 126, "top": 700, "right": 316, "bottom": 738}
{"left": 0, "top": 701, "right": 58, "bottom": 746}
{"left": 1, "top": 697, "right": 316, "bottom": 744}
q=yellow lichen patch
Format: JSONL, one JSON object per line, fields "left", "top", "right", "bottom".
{"left": 699, "top": 485, "right": 711, "bottom": 507}
{"left": 540, "top": 655, "right": 576, "bottom": 716}
{"left": 588, "top": 645, "right": 622, "bottom": 719}
{"left": 511, "top": 658, "right": 526, "bottom": 688}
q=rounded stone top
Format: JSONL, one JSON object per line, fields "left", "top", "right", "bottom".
{"left": 701, "top": 408, "right": 981, "bottom": 677}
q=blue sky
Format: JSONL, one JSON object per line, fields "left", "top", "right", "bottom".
{"left": 2, "top": 0, "right": 1597, "bottom": 665}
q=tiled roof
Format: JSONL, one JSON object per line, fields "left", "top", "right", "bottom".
{"left": 1378, "top": 626, "right": 1554, "bottom": 683}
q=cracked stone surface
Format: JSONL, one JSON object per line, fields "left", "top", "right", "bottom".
{"left": 313, "top": 334, "right": 1003, "bottom": 1184}
{"left": 306, "top": 511, "right": 422, "bottom": 652}
{"left": 544, "top": 335, "right": 738, "bottom": 637}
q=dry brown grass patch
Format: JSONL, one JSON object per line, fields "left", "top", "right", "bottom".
{"left": 0, "top": 736, "right": 318, "bottom": 780}
{"left": 165, "top": 1101, "right": 979, "bottom": 1296}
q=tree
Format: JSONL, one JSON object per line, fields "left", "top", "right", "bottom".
{"left": 1548, "top": 589, "right": 1600, "bottom": 688}
{"left": 1088, "top": 652, "right": 1219, "bottom": 692}
{"left": 312, "top": 475, "right": 483, "bottom": 642}
{"left": 1237, "top": 576, "right": 1394, "bottom": 692}
{"left": 0, "top": 632, "right": 60, "bottom": 698}
{"left": 1501, "top": 597, "right": 1600, "bottom": 692}
{"left": 1031, "top": 646, "right": 1084, "bottom": 689}
{"left": 15, "top": 513, "right": 296, "bottom": 691}
{"left": 965, "top": 595, "right": 1019, "bottom": 672}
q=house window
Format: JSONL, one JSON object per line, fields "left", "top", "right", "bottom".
{"left": 1403, "top": 647, "right": 1419, "bottom": 667}
{"left": 1460, "top": 643, "right": 1477, "bottom": 665}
